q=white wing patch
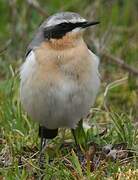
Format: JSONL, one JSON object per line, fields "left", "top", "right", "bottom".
{"left": 20, "top": 50, "right": 36, "bottom": 82}
{"left": 88, "top": 50, "right": 100, "bottom": 68}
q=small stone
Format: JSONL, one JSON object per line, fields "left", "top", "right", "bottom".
{"left": 102, "top": 144, "right": 113, "bottom": 154}
{"left": 107, "top": 149, "right": 117, "bottom": 160}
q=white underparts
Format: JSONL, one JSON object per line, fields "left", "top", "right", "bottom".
{"left": 20, "top": 50, "right": 100, "bottom": 129}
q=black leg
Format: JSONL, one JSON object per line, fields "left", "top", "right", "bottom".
{"left": 71, "top": 128, "right": 84, "bottom": 163}
{"left": 37, "top": 133, "right": 47, "bottom": 180}
{"left": 39, "top": 136, "right": 47, "bottom": 170}
{"left": 71, "top": 119, "right": 87, "bottom": 149}
{"left": 38, "top": 126, "right": 58, "bottom": 176}
{"left": 39, "top": 127, "right": 48, "bottom": 180}
{"left": 71, "top": 129, "right": 78, "bottom": 146}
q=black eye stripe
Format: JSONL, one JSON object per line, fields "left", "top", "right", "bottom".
{"left": 43, "top": 22, "right": 87, "bottom": 39}
{"left": 56, "top": 22, "right": 87, "bottom": 28}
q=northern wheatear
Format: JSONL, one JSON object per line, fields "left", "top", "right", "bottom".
{"left": 20, "top": 12, "right": 100, "bottom": 167}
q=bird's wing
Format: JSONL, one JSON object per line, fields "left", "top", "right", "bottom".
{"left": 88, "top": 49, "right": 101, "bottom": 80}
{"left": 25, "top": 20, "right": 48, "bottom": 57}
{"left": 20, "top": 50, "right": 36, "bottom": 81}
{"left": 88, "top": 49, "right": 100, "bottom": 68}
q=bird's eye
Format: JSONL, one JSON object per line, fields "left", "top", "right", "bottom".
{"left": 58, "top": 23, "right": 68, "bottom": 28}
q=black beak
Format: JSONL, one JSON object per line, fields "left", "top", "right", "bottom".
{"left": 81, "top": 21, "right": 100, "bottom": 28}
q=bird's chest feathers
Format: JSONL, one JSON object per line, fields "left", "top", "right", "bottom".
{"left": 20, "top": 45, "right": 100, "bottom": 128}
{"left": 33, "top": 43, "right": 91, "bottom": 86}
{"left": 21, "top": 44, "right": 94, "bottom": 103}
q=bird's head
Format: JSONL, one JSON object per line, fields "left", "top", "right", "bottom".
{"left": 43, "top": 12, "right": 99, "bottom": 49}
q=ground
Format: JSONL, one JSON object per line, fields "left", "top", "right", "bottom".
{"left": 0, "top": 0, "right": 138, "bottom": 179}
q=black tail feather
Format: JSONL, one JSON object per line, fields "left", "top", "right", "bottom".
{"left": 39, "top": 126, "right": 58, "bottom": 139}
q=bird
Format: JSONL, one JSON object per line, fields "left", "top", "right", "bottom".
{"left": 20, "top": 12, "right": 100, "bottom": 168}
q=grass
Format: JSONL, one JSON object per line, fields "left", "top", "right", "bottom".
{"left": 0, "top": 69, "right": 137, "bottom": 179}
{"left": 0, "top": 0, "right": 138, "bottom": 179}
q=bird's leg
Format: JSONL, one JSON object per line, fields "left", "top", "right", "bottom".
{"left": 72, "top": 119, "right": 86, "bottom": 146}
{"left": 71, "top": 119, "right": 87, "bottom": 150}
{"left": 71, "top": 128, "right": 84, "bottom": 163}
{"left": 39, "top": 126, "right": 47, "bottom": 173}
{"left": 71, "top": 128, "right": 82, "bottom": 152}
{"left": 71, "top": 129, "right": 78, "bottom": 146}
{"left": 38, "top": 126, "right": 58, "bottom": 173}
{"left": 39, "top": 136, "right": 47, "bottom": 170}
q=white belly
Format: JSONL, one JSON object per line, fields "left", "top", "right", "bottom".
{"left": 20, "top": 50, "right": 100, "bottom": 129}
